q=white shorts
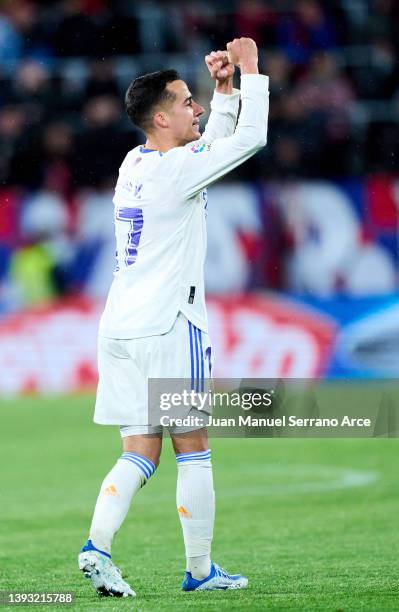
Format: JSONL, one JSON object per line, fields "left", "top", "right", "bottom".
{"left": 94, "top": 312, "right": 212, "bottom": 434}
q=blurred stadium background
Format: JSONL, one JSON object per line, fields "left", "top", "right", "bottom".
{"left": 1, "top": 0, "right": 399, "bottom": 392}
{"left": 1, "top": 2, "right": 398, "bottom": 608}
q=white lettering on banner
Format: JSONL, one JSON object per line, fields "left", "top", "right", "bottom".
{"left": 223, "top": 311, "right": 318, "bottom": 378}
{"left": 205, "top": 184, "right": 262, "bottom": 294}
{"left": 0, "top": 337, "right": 39, "bottom": 394}
{"left": 207, "top": 296, "right": 335, "bottom": 379}
{"left": 0, "top": 301, "right": 100, "bottom": 394}
{"left": 0, "top": 296, "right": 335, "bottom": 394}
{"left": 278, "top": 182, "right": 395, "bottom": 296}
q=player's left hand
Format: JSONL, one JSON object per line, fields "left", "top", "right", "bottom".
{"left": 205, "top": 50, "right": 235, "bottom": 84}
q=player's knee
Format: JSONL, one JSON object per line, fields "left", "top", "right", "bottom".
{"left": 151, "top": 455, "right": 161, "bottom": 468}
{"left": 132, "top": 450, "right": 161, "bottom": 468}
{"left": 121, "top": 435, "right": 162, "bottom": 467}
{"left": 171, "top": 428, "right": 209, "bottom": 456}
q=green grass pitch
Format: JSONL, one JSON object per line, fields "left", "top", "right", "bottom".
{"left": 0, "top": 393, "right": 397, "bottom": 611}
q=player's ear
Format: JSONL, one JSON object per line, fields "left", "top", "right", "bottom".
{"left": 153, "top": 111, "right": 169, "bottom": 130}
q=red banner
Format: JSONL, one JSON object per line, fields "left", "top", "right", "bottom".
{"left": 0, "top": 295, "right": 336, "bottom": 395}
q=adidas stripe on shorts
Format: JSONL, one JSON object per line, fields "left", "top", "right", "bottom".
{"left": 94, "top": 312, "right": 212, "bottom": 435}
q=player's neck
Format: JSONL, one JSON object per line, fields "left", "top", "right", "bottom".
{"left": 145, "top": 134, "right": 182, "bottom": 153}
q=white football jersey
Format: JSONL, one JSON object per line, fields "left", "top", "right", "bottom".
{"left": 99, "top": 74, "right": 269, "bottom": 339}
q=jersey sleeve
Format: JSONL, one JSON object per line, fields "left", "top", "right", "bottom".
{"left": 200, "top": 88, "right": 240, "bottom": 142}
{"left": 174, "top": 74, "right": 269, "bottom": 200}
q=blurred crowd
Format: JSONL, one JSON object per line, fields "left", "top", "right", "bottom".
{"left": 0, "top": 0, "right": 399, "bottom": 309}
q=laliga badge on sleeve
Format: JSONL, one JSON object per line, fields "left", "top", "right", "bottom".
{"left": 190, "top": 142, "right": 211, "bottom": 154}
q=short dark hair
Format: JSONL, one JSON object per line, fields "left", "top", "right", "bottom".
{"left": 125, "top": 69, "right": 181, "bottom": 133}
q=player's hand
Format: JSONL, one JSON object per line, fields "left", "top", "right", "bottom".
{"left": 205, "top": 50, "right": 235, "bottom": 83}
{"left": 226, "top": 38, "right": 258, "bottom": 74}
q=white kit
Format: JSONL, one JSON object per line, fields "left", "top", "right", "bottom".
{"left": 95, "top": 74, "right": 269, "bottom": 426}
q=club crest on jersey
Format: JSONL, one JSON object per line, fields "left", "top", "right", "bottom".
{"left": 121, "top": 177, "right": 133, "bottom": 192}
{"left": 121, "top": 178, "right": 143, "bottom": 199}
{"left": 190, "top": 142, "right": 211, "bottom": 154}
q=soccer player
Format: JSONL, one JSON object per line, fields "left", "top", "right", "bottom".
{"left": 78, "top": 37, "right": 269, "bottom": 597}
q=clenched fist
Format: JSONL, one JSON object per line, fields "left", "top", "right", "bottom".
{"left": 205, "top": 50, "right": 235, "bottom": 81}
{"left": 226, "top": 38, "right": 258, "bottom": 74}
{"left": 205, "top": 49, "right": 235, "bottom": 94}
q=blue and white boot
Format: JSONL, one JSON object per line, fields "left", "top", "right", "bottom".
{"left": 78, "top": 539, "right": 136, "bottom": 598}
{"left": 182, "top": 562, "right": 248, "bottom": 591}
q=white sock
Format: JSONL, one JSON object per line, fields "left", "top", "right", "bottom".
{"left": 176, "top": 449, "right": 214, "bottom": 580}
{"left": 88, "top": 452, "right": 156, "bottom": 555}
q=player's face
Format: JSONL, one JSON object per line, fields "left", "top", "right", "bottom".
{"left": 165, "top": 80, "right": 204, "bottom": 144}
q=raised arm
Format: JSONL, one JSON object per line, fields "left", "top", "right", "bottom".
{"left": 173, "top": 38, "right": 269, "bottom": 200}
{"left": 200, "top": 51, "right": 240, "bottom": 142}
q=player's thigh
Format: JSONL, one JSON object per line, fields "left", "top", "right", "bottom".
{"left": 159, "top": 315, "right": 213, "bottom": 448}
{"left": 95, "top": 336, "right": 148, "bottom": 426}
{"left": 147, "top": 313, "right": 213, "bottom": 384}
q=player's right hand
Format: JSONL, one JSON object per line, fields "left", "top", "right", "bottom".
{"left": 205, "top": 50, "right": 234, "bottom": 81}
{"left": 226, "top": 38, "right": 258, "bottom": 74}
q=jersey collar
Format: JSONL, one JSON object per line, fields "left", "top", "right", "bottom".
{"left": 140, "top": 145, "right": 157, "bottom": 153}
